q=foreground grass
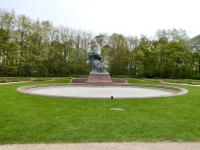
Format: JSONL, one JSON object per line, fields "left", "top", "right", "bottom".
{"left": 0, "top": 78, "right": 200, "bottom": 144}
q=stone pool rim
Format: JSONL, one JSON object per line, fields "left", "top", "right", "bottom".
{"left": 17, "top": 84, "right": 188, "bottom": 99}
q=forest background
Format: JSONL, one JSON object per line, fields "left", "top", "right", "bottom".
{"left": 1, "top": 9, "right": 200, "bottom": 79}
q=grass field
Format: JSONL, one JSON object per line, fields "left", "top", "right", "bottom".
{"left": 0, "top": 78, "right": 200, "bottom": 144}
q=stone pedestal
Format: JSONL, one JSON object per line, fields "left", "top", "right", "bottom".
{"left": 86, "top": 73, "right": 114, "bottom": 85}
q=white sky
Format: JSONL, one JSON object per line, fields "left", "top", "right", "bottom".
{"left": 0, "top": 0, "right": 200, "bottom": 38}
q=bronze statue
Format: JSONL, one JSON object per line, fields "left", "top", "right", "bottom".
{"left": 87, "top": 51, "right": 105, "bottom": 73}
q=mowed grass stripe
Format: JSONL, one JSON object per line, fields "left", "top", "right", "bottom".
{"left": 0, "top": 78, "right": 199, "bottom": 144}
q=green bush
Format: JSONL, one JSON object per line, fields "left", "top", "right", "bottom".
{"left": 190, "top": 75, "right": 200, "bottom": 80}
{"left": 34, "top": 77, "right": 53, "bottom": 81}
{"left": 0, "top": 79, "right": 6, "bottom": 83}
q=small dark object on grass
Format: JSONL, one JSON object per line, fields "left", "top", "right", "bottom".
{"left": 111, "top": 96, "right": 113, "bottom": 99}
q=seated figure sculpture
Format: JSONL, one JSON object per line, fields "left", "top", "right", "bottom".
{"left": 87, "top": 51, "right": 106, "bottom": 73}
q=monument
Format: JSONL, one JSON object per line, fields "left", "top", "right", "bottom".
{"left": 70, "top": 43, "right": 127, "bottom": 85}
{"left": 86, "top": 51, "right": 114, "bottom": 85}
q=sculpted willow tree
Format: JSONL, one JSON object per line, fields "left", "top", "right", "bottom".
{"left": 87, "top": 51, "right": 105, "bottom": 73}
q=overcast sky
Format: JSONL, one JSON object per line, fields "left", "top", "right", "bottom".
{"left": 0, "top": 0, "right": 199, "bottom": 38}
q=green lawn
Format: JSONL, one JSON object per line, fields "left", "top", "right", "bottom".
{"left": 0, "top": 78, "right": 200, "bottom": 144}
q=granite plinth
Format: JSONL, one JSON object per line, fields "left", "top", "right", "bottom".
{"left": 70, "top": 77, "right": 127, "bottom": 85}
{"left": 111, "top": 78, "right": 127, "bottom": 83}
{"left": 85, "top": 73, "right": 114, "bottom": 85}
{"left": 71, "top": 78, "right": 87, "bottom": 83}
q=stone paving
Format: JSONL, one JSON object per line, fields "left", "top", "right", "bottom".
{"left": 1, "top": 142, "right": 200, "bottom": 150}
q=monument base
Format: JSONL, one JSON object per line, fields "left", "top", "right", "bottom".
{"left": 85, "top": 73, "right": 114, "bottom": 85}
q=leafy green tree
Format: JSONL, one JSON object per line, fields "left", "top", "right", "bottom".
{"left": 108, "top": 33, "right": 129, "bottom": 75}
{"left": 0, "top": 9, "right": 16, "bottom": 76}
{"left": 125, "top": 35, "right": 139, "bottom": 76}
{"left": 154, "top": 29, "right": 169, "bottom": 78}
{"left": 0, "top": 9, "right": 197, "bottom": 78}
{"left": 133, "top": 35, "right": 153, "bottom": 77}
{"left": 191, "top": 34, "right": 200, "bottom": 74}
{"left": 166, "top": 29, "right": 192, "bottom": 78}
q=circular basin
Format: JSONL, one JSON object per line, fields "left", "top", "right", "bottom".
{"left": 17, "top": 84, "right": 188, "bottom": 98}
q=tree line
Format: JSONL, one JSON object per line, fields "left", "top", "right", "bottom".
{"left": 0, "top": 9, "right": 200, "bottom": 78}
